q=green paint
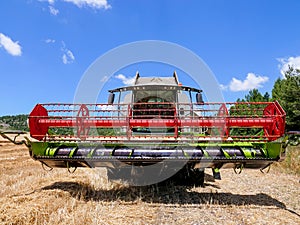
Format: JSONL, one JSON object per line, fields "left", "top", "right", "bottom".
{"left": 87, "top": 148, "right": 96, "bottom": 158}
{"left": 128, "top": 149, "right": 133, "bottom": 158}
{"left": 29, "top": 140, "right": 284, "bottom": 161}
{"left": 46, "top": 147, "right": 58, "bottom": 156}
{"left": 265, "top": 142, "right": 282, "bottom": 159}
{"left": 31, "top": 142, "right": 49, "bottom": 156}
{"left": 241, "top": 147, "right": 255, "bottom": 158}
{"left": 69, "top": 147, "right": 77, "bottom": 158}
{"left": 222, "top": 149, "right": 231, "bottom": 159}
{"left": 213, "top": 168, "right": 220, "bottom": 173}
{"left": 183, "top": 150, "right": 190, "bottom": 158}
{"left": 202, "top": 150, "right": 210, "bottom": 158}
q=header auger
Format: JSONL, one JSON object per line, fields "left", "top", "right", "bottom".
{"left": 1, "top": 73, "right": 295, "bottom": 186}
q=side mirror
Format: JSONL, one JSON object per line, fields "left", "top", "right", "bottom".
{"left": 108, "top": 93, "right": 115, "bottom": 104}
{"left": 196, "top": 93, "right": 204, "bottom": 104}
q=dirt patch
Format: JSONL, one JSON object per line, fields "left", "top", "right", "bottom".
{"left": 0, "top": 142, "right": 299, "bottom": 225}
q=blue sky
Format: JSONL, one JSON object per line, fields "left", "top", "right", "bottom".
{"left": 1, "top": 0, "right": 300, "bottom": 115}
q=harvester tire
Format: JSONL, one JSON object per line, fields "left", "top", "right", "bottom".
{"left": 165, "top": 166, "right": 205, "bottom": 187}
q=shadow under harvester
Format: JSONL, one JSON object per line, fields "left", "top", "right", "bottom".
{"left": 41, "top": 181, "right": 286, "bottom": 208}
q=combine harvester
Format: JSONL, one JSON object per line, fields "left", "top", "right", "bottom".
{"left": 2, "top": 73, "right": 297, "bottom": 186}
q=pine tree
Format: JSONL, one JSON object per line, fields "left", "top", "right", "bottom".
{"left": 272, "top": 67, "right": 300, "bottom": 131}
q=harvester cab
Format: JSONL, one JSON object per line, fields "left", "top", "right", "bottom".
{"left": 1, "top": 72, "right": 297, "bottom": 186}
{"left": 107, "top": 72, "right": 204, "bottom": 135}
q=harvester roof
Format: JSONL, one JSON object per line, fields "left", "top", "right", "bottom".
{"left": 109, "top": 72, "right": 202, "bottom": 93}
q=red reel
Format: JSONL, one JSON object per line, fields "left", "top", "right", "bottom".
{"left": 76, "top": 104, "right": 90, "bottom": 139}
{"left": 263, "top": 102, "right": 285, "bottom": 140}
{"left": 217, "top": 103, "right": 229, "bottom": 137}
{"left": 28, "top": 104, "right": 49, "bottom": 140}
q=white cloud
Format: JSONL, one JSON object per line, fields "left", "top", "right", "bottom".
{"left": 38, "top": 0, "right": 58, "bottom": 15}
{"left": 228, "top": 73, "right": 269, "bottom": 92}
{"left": 49, "top": 5, "right": 59, "bottom": 15}
{"left": 38, "top": 0, "right": 55, "bottom": 4}
{"left": 0, "top": 33, "right": 22, "bottom": 56}
{"left": 219, "top": 84, "right": 228, "bottom": 91}
{"left": 38, "top": 0, "right": 111, "bottom": 14}
{"left": 63, "top": 0, "right": 111, "bottom": 9}
{"left": 62, "top": 50, "right": 75, "bottom": 64}
{"left": 61, "top": 42, "right": 75, "bottom": 64}
{"left": 45, "top": 38, "right": 56, "bottom": 43}
{"left": 277, "top": 56, "right": 300, "bottom": 77}
{"left": 115, "top": 74, "right": 135, "bottom": 86}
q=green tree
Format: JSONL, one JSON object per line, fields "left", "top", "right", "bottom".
{"left": 272, "top": 67, "right": 300, "bottom": 131}
{"left": 230, "top": 89, "right": 267, "bottom": 136}
{"left": 0, "top": 114, "right": 29, "bottom": 131}
{"left": 263, "top": 92, "right": 270, "bottom": 102}
{"left": 245, "top": 89, "right": 264, "bottom": 102}
{"left": 234, "top": 89, "right": 268, "bottom": 116}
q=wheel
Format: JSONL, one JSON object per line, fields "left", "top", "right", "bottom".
{"left": 106, "top": 166, "right": 146, "bottom": 185}
{"left": 107, "top": 165, "right": 205, "bottom": 187}
{"left": 163, "top": 165, "right": 205, "bottom": 187}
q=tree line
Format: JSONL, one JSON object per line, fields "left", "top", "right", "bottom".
{"left": 0, "top": 114, "right": 29, "bottom": 131}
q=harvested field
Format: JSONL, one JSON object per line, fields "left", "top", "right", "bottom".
{"left": 0, "top": 138, "right": 299, "bottom": 225}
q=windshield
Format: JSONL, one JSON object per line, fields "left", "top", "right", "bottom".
{"left": 133, "top": 90, "right": 176, "bottom": 103}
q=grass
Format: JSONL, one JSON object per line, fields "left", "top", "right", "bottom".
{"left": 273, "top": 145, "right": 300, "bottom": 175}
{"left": 1, "top": 141, "right": 300, "bottom": 224}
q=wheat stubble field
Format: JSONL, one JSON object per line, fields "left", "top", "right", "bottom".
{"left": 0, "top": 135, "right": 299, "bottom": 225}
